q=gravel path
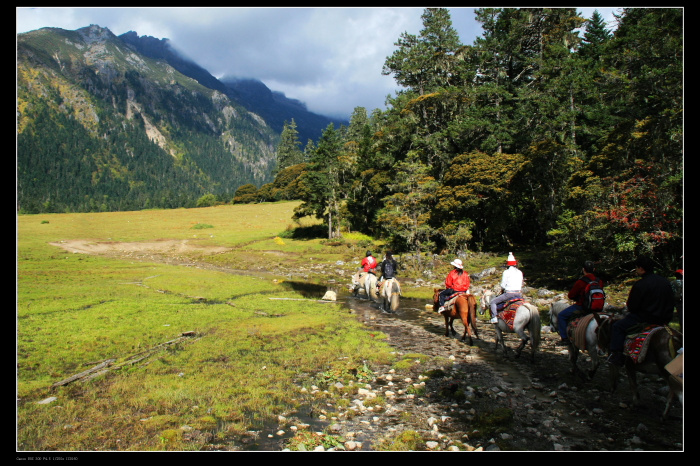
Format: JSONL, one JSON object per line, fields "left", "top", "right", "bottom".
{"left": 309, "top": 294, "right": 684, "bottom": 451}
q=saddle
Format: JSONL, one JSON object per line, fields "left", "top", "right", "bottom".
{"left": 566, "top": 313, "right": 596, "bottom": 351}
{"left": 496, "top": 299, "right": 524, "bottom": 330}
{"left": 443, "top": 292, "right": 468, "bottom": 312}
{"left": 623, "top": 324, "right": 666, "bottom": 364}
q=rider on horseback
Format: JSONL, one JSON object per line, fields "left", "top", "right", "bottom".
{"left": 353, "top": 250, "right": 377, "bottom": 290}
{"left": 557, "top": 261, "right": 603, "bottom": 346}
{"left": 361, "top": 250, "right": 377, "bottom": 274}
{"left": 377, "top": 251, "right": 398, "bottom": 288}
{"left": 489, "top": 252, "right": 523, "bottom": 323}
{"left": 438, "top": 258, "right": 470, "bottom": 314}
{"left": 607, "top": 255, "right": 675, "bottom": 367}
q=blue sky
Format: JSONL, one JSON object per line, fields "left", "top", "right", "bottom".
{"left": 16, "top": 7, "right": 622, "bottom": 120}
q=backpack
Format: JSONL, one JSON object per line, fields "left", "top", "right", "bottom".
{"left": 581, "top": 276, "right": 606, "bottom": 312}
{"left": 383, "top": 260, "right": 395, "bottom": 279}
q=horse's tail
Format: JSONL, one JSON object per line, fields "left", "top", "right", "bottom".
{"left": 467, "top": 294, "right": 479, "bottom": 330}
{"left": 366, "top": 273, "right": 378, "bottom": 300}
{"left": 526, "top": 303, "right": 541, "bottom": 349}
{"left": 390, "top": 280, "right": 400, "bottom": 311}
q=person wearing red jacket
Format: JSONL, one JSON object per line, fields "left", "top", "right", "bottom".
{"left": 361, "top": 251, "right": 377, "bottom": 273}
{"left": 557, "top": 261, "right": 603, "bottom": 345}
{"left": 438, "top": 259, "right": 470, "bottom": 314}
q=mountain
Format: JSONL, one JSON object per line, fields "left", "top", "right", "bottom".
{"left": 118, "top": 31, "right": 347, "bottom": 144}
{"left": 220, "top": 77, "right": 347, "bottom": 144}
{"left": 16, "top": 25, "right": 345, "bottom": 214}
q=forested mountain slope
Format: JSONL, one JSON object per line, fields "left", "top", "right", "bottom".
{"left": 16, "top": 25, "right": 339, "bottom": 213}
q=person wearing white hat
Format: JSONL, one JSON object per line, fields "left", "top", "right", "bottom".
{"left": 437, "top": 258, "right": 471, "bottom": 314}
{"left": 489, "top": 252, "right": 524, "bottom": 323}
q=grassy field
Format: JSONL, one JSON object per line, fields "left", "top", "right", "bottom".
{"left": 16, "top": 202, "right": 396, "bottom": 451}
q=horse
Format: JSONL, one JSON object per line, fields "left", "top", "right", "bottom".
{"left": 595, "top": 313, "right": 683, "bottom": 421}
{"left": 379, "top": 278, "right": 400, "bottom": 313}
{"left": 365, "top": 272, "right": 378, "bottom": 301}
{"left": 550, "top": 301, "right": 609, "bottom": 381}
{"left": 352, "top": 271, "right": 378, "bottom": 301}
{"left": 432, "top": 288, "right": 480, "bottom": 345}
{"left": 481, "top": 290, "right": 541, "bottom": 362}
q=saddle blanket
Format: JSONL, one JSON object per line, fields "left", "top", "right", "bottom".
{"left": 624, "top": 325, "right": 665, "bottom": 364}
{"left": 497, "top": 299, "right": 524, "bottom": 330}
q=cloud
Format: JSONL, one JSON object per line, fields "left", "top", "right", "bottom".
{"left": 16, "top": 7, "right": 623, "bottom": 120}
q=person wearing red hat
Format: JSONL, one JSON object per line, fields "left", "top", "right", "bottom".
{"left": 489, "top": 252, "right": 524, "bottom": 323}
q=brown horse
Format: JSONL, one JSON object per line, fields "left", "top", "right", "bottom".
{"left": 595, "top": 314, "right": 683, "bottom": 421}
{"left": 432, "top": 288, "right": 479, "bottom": 345}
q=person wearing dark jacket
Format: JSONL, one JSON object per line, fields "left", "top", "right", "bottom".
{"left": 607, "top": 256, "right": 675, "bottom": 367}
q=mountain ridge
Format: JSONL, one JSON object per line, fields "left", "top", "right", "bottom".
{"left": 117, "top": 30, "right": 347, "bottom": 143}
{"left": 17, "top": 24, "right": 342, "bottom": 213}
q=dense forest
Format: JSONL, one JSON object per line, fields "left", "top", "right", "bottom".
{"left": 250, "top": 8, "right": 682, "bottom": 273}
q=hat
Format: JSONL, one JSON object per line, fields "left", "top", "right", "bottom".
{"left": 451, "top": 259, "right": 464, "bottom": 269}
{"left": 506, "top": 252, "right": 517, "bottom": 266}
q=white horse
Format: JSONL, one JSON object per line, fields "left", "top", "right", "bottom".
{"left": 352, "top": 272, "right": 378, "bottom": 301}
{"left": 379, "top": 278, "right": 400, "bottom": 313}
{"left": 550, "top": 301, "right": 609, "bottom": 381}
{"left": 481, "top": 290, "right": 541, "bottom": 362}
{"left": 364, "top": 272, "right": 378, "bottom": 301}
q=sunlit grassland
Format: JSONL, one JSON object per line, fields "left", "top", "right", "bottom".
{"left": 17, "top": 202, "right": 394, "bottom": 451}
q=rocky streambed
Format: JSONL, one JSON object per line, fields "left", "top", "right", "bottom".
{"left": 267, "top": 289, "right": 683, "bottom": 452}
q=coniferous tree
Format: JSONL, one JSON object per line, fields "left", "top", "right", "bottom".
{"left": 275, "top": 119, "right": 304, "bottom": 173}
{"left": 294, "top": 124, "right": 345, "bottom": 239}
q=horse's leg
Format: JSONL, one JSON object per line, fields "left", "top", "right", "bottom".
{"left": 460, "top": 311, "right": 472, "bottom": 344}
{"left": 512, "top": 312, "right": 530, "bottom": 359}
{"left": 493, "top": 326, "right": 501, "bottom": 354}
{"left": 568, "top": 343, "right": 578, "bottom": 375}
{"left": 495, "top": 325, "right": 509, "bottom": 356}
{"left": 514, "top": 336, "right": 528, "bottom": 358}
{"left": 662, "top": 375, "right": 683, "bottom": 421}
{"left": 443, "top": 315, "right": 451, "bottom": 337}
{"left": 626, "top": 362, "right": 641, "bottom": 408}
{"left": 608, "top": 364, "right": 621, "bottom": 394}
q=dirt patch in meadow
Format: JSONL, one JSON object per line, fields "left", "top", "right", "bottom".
{"left": 49, "top": 239, "right": 231, "bottom": 263}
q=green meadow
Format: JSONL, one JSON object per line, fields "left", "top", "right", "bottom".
{"left": 17, "top": 202, "right": 395, "bottom": 451}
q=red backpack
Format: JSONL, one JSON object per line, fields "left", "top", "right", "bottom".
{"left": 581, "top": 276, "right": 606, "bottom": 312}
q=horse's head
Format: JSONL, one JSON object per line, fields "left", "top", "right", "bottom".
{"left": 480, "top": 290, "right": 493, "bottom": 313}
{"left": 594, "top": 313, "right": 618, "bottom": 351}
{"left": 432, "top": 288, "right": 443, "bottom": 310}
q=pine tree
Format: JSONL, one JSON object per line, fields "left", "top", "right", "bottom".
{"left": 275, "top": 119, "right": 304, "bottom": 173}
{"left": 382, "top": 7, "right": 462, "bottom": 96}
{"left": 294, "top": 124, "right": 344, "bottom": 239}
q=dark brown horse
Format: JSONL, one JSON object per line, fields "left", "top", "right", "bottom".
{"left": 595, "top": 314, "right": 683, "bottom": 420}
{"left": 432, "top": 288, "right": 479, "bottom": 345}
